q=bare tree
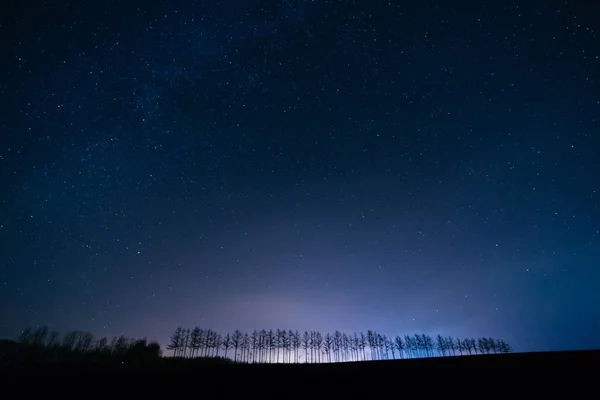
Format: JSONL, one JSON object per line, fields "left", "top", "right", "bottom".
{"left": 256, "top": 330, "right": 265, "bottom": 362}
{"left": 292, "top": 330, "right": 300, "bottom": 363}
{"left": 267, "top": 330, "right": 275, "bottom": 362}
{"left": 463, "top": 338, "right": 473, "bottom": 355}
{"left": 166, "top": 327, "right": 183, "bottom": 357}
{"left": 322, "top": 333, "right": 333, "bottom": 362}
{"left": 333, "top": 331, "right": 342, "bottom": 362}
{"left": 477, "top": 337, "right": 488, "bottom": 354}
{"left": 113, "top": 335, "right": 130, "bottom": 356}
{"left": 359, "top": 332, "right": 367, "bottom": 361}
{"left": 498, "top": 340, "right": 512, "bottom": 353}
{"left": 275, "top": 329, "right": 284, "bottom": 363}
{"left": 422, "top": 334, "right": 434, "bottom": 357}
{"left": 250, "top": 330, "right": 258, "bottom": 363}
{"left": 212, "top": 332, "right": 222, "bottom": 357}
{"left": 241, "top": 333, "right": 250, "bottom": 362}
{"left": 62, "top": 331, "right": 78, "bottom": 351}
{"left": 32, "top": 325, "right": 49, "bottom": 346}
{"left": 96, "top": 337, "right": 108, "bottom": 353}
{"left": 180, "top": 329, "right": 190, "bottom": 357}
{"left": 436, "top": 334, "right": 446, "bottom": 356}
{"left": 403, "top": 335, "right": 414, "bottom": 358}
{"left": 201, "top": 330, "right": 211, "bottom": 357}
{"left": 446, "top": 336, "right": 456, "bottom": 356}
{"left": 221, "top": 333, "right": 232, "bottom": 359}
{"left": 487, "top": 337, "right": 498, "bottom": 353}
{"left": 231, "top": 330, "right": 243, "bottom": 362}
{"left": 189, "top": 327, "right": 201, "bottom": 358}
{"left": 352, "top": 333, "right": 360, "bottom": 361}
{"left": 301, "top": 331, "right": 310, "bottom": 363}
{"left": 366, "top": 331, "right": 375, "bottom": 360}
{"left": 47, "top": 331, "right": 60, "bottom": 348}
{"left": 388, "top": 336, "right": 396, "bottom": 359}
{"left": 313, "top": 332, "right": 323, "bottom": 363}
{"left": 394, "top": 336, "right": 405, "bottom": 359}
{"left": 76, "top": 332, "right": 94, "bottom": 352}
{"left": 283, "top": 330, "right": 292, "bottom": 363}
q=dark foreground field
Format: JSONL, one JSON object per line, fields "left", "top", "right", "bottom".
{"left": 3, "top": 349, "right": 598, "bottom": 372}
{"left": 2, "top": 350, "right": 598, "bottom": 394}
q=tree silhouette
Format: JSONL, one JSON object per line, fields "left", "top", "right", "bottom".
{"left": 31, "top": 325, "right": 49, "bottom": 346}
{"left": 283, "top": 330, "right": 292, "bottom": 363}
{"left": 403, "top": 335, "right": 413, "bottom": 358}
{"left": 62, "top": 331, "right": 78, "bottom": 351}
{"left": 423, "top": 334, "right": 434, "bottom": 357}
{"left": 301, "top": 331, "right": 310, "bottom": 363}
{"left": 477, "top": 337, "right": 487, "bottom": 354}
{"left": 446, "top": 336, "right": 456, "bottom": 356}
{"left": 221, "top": 333, "right": 232, "bottom": 359}
{"left": 292, "top": 330, "right": 300, "bottom": 363}
{"left": 242, "top": 333, "right": 250, "bottom": 362}
{"left": 487, "top": 337, "right": 498, "bottom": 353}
{"left": 322, "top": 333, "right": 332, "bottom": 362}
{"left": 8, "top": 326, "right": 165, "bottom": 368}
{"left": 213, "top": 331, "right": 223, "bottom": 357}
{"left": 166, "top": 327, "right": 183, "bottom": 357}
{"left": 498, "top": 340, "right": 512, "bottom": 353}
{"left": 231, "top": 330, "right": 242, "bottom": 362}
{"left": 256, "top": 329, "right": 265, "bottom": 362}
{"left": 9, "top": 324, "right": 514, "bottom": 368}
{"left": 313, "top": 331, "right": 323, "bottom": 363}
{"left": 394, "top": 335, "right": 405, "bottom": 359}
{"left": 275, "top": 329, "right": 283, "bottom": 363}
{"left": 47, "top": 330, "right": 60, "bottom": 348}
{"left": 188, "top": 327, "right": 201, "bottom": 358}
{"left": 96, "top": 337, "right": 108, "bottom": 353}
{"left": 129, "top": 325, "right": 519, "bottom": 365}
{"left": 359, "top": 332, "right": 367, "bottom": 360}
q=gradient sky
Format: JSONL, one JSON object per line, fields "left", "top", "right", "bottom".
{"left": 1, "top": 0, "right": 599, "bottom": 353}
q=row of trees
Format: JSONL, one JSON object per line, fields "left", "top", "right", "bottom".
{"left": 10, "top": 325, "right": 161, "bottom": 364}
{"left": 167, "top": 327, "right": 512, "bottom": 363}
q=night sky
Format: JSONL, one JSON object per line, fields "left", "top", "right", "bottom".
{"left": 1, "top": 0, "right": 599, "bottom": 353}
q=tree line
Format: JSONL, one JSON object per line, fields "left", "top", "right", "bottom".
{"left": 4, "top": 325, "right": 512, "bottom": 367}
{"left": 167, "top": 327, "right": 512, "bottom": 363}
{"left": 2, "top": 325, "right": 162, "bottom": 367}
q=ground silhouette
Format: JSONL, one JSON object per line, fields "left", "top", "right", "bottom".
{"left": 2, "top": 325, "right": 598, "bottom": 391}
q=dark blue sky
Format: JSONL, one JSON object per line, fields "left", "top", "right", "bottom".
{"left": 1, "top": 0, "right": 599, "bottom": 353}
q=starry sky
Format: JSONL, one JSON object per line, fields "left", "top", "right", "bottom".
{"left": 1, "top": 0, "right": 599, "bottom": 353}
